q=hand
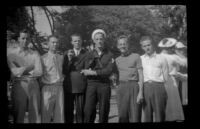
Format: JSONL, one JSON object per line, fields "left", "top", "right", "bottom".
{"left": 174, "top": 72, "right": 187, "bottom": 81}
{"left": 81, "top": 69, "right": 96, "bottom": 76}
{"left": 136, "top": 92, "right": 144, "bottom": 104}
{"left": 67, "top": 49, "right": 75, "bottom": 61}
{"left": 23, "top": 65, "right": 35, "bottom": 75}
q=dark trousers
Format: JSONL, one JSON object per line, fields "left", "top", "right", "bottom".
{"left": 143, "top": 82, "right": 167, "bottom": 122}
{"left": 84, "top": 81, "right": 111, "bottom": 123}
{"left": 64, "top": 92, "right": 85, "bottom": 123}
{"left": 11, "top": 79, "right": 40, "bottom": 123}
{"left": 117, "top": 81, "right": 142, "bottom": 123}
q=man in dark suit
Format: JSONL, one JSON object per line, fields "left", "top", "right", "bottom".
{"left": 63, "top": 33, "right": 87, "bottom": 123}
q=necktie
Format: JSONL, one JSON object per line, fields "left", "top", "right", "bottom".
{"left": 53, "top": 54, "right": 60, "bottom": 80}
{"left": 76, "top": 50, "right": 79, "bottom": 56}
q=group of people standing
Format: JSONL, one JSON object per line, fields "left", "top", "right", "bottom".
{"left": 7, "top": 28, "right": 187, "bottom": 123}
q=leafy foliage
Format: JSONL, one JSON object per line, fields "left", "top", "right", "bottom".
{"left": 7, "top": 6, "right": 187, "bottom": 55}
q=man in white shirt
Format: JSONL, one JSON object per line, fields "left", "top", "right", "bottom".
{"left": 140, "top": 36, "right": 169, "bottom": 122}
{"left": 40, "top": 35, "right": 64, "bottom": 123}
{"left": 7, "top": 30, "right": 42, "bottom": 123}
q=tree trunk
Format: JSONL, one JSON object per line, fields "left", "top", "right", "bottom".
{"left": 43, "top": 6, "right": 54, "bottom": 35}
{"left": 44, "top": 7, "right": 55, "bottom": 34}
{"left": 30, "top": 6, "right": 43, "bottom": 54}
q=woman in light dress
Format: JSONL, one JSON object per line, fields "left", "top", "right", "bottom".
{"left": 158, "top": 38, "right": 184, "bottom": 121}
{"left": 175, "top": 42, "right": 188, "bottom": 115}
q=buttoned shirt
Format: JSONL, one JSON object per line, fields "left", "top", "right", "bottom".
{"left": 41, "top": 51, "right": 64, "bottom": 84}
{"left": 7, "top": 46, "right": 42, "bottom": 78}
{"left": 141, "top": 52, "right": 169, "bottom": 82}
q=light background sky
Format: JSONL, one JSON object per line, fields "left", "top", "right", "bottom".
{"left": 26, "top": 6, "right": 68, "bottom": 36}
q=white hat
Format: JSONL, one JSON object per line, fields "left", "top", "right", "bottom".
{"left": 91, "top": 29, "right": 106, "bottom": 41}
{"left": 158, "top": 38, "right": 177, "bottom": 48}
{"left": 175, "top": 41, "right": 187, "bottom": 49}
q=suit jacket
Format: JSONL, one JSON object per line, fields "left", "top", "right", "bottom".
{"left": 83, "top": 49, "right": 114, "bottom": 83}
{"left": 63, "top": 49, "right": 88, "bottom": 93}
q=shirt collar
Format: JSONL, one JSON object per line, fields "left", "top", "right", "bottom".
{"left": 74, "top": 48, "right": 82, "bottom": 56}
{"left": 121, "top": 50, "right": 131, "bottom": 57}
{"left": 48, "top": 50, "right": 57, "bottom": 57}
{"left": 73, "top": 48, "right": 82, "bottom": 52}
{"left": 144, "top": 51, "right": 157, "bottom": 58}
{"left": 92, "top": 49, "right": 102, "bottom": 58}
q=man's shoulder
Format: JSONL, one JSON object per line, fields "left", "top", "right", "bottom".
{"left": 156, "top": 53, "right": 168, "bottom": 64}
{"left": 140, "top": 54, "right": 145, "bottom": 59}
{"left": 81, "top": 48, "right": 88, "bottom": 53}
{"left": 57, "top": 53, "right": 64, "bottom": 61}
{"left": 28, "top": 49, "right": 41, "bottom": 57}
{"left": 41, "top": 52, "right": 48, "bottom": 59}
{"left": 105, "top": 50, "right": 114, "bottom": 58}
{"left": 115, "top": 55, "right": 121, "bottom": 61}
{"left": 130, "top": 53, "right": 141, "bottom": 58}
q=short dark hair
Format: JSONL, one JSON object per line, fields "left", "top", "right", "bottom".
{"left": 140, "top": 36, "right": 153, "bottom": 44}
{"left": 48, "top": 35, "right": 58, "bottom": 42}
{"left": 70, "top": 33, "right": 82, "bottom": 41}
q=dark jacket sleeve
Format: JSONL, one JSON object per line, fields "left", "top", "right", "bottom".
{"left": 95, "top": 53, "right": 114, "bottom": 77}
{"left": 62, "top": 54, "right": 73, "bottom": 76}
{"left": 112, "top": 60, "right": 119, "bottom": 83}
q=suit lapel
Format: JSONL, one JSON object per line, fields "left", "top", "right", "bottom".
{"left": 74, "top": 49, "right": 87, "bottom": 66}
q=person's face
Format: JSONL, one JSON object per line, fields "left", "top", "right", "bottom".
{"left": 117, "top": 38, "right": 129, "bottom": 54}
{"left": 93, "top": 33, "right": 105, "bottom": 50}
{"left": 18, "top": 32, "right": 29, "bottom": 48}
{"left": 141, "top": 39, "right": 154, "bottom": 55}
{"left": 167, "top": 47, "right": 175, "bottom": 54}
{"left": 175, "top": 48, "right": 185, "bottom": 56}
{"left": 71, "top": 36, "right": 82, "bottom": 50}
{"left": 48, "top": 37, "right": 58, "bottom": 52}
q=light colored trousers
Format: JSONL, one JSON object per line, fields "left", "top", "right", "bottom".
{"left": 41, "top": 82, "right": 64, "bottom": 123}
{"left": 11, "top": 78, "right": 40, "bottom": 123}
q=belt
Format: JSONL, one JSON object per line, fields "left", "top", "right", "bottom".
{"left": 144, "top": 80, "right": 164, "bottom": 85}
{"left": 42, "top": 82, "right": 63, "bottom": 86}
{"left": 120, "top": 80, "right": 137, "bottom": 83}
{"left": 13, "top": 76, "right": 38, "bottom": 81}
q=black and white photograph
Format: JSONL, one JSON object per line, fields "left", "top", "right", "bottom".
{"left": 6, "top": 5, "right": 187, "bottom": 124}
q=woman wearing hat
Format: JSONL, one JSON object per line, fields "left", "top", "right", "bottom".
{"left": 158, "top": 38, "right": 184, "bottom": 121}
{"left": 175, "top": 42, "right": 188, "bottom": 115}
{"left": 81, "top": 29, "right": 115, "bottom": 123}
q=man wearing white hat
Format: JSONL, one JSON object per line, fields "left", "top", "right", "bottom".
{"left": 158, "top": 38, "right": 185, "bottom": 121}
{"left": 81, "top": 29, "right": 114, "bottom": 123}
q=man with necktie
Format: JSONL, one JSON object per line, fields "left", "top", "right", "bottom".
{"left": 63, "top": 33, "right": 87, "bottom": 123}
{"left": 40, "top": 35, "right": 64, "bottom": 123}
